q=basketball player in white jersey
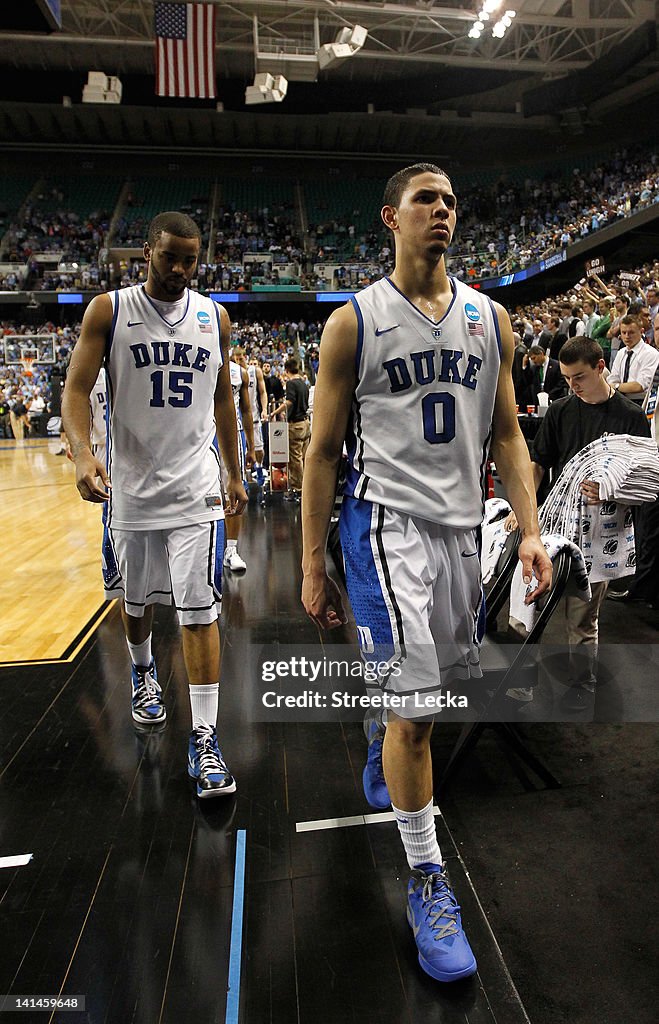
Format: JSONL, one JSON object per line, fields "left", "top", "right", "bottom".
{"left": 301, "top": 165, "right": 552, "bottom": 982}
{"left": 63, "top": 211, "right": 247, "bottom": 799}
{"left": 222, "top": 354, "right": 254, "bottom": 572}
{"left": 234, "top": 348, "right": 268, "bottom": 485}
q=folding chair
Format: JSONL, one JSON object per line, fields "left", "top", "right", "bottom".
{"left": 439, "top": 547, "right": 573, "bottom": 791}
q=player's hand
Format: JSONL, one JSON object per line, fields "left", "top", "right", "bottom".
{"left": 302, "top": 570, "right": 347, "bottom": 630}
{"left": 504, "top": 511, "right": 518, "bottom": 532}
{"left": 245, "top": 447, "right": 256, "bottom": 470}
{"left": 225, "top": 475, "right": 248, "bottom": 516}
{"left": 74, "top": 448, "right": 110, "bottom": 503}
{"left": 580, "top": 479, "right": 600, "bottom": 504}
{"left": 518, "top": 535, "right": 553, "bottom": 605}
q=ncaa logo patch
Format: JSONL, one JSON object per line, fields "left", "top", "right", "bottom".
{"left": 464, "top": 302, "right": 480, "bottom": 322}
{"left": 197, "top": 309, "right": 212, "bottom": 333}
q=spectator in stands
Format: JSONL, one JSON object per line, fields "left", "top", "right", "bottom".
{"left": 547, "top": 316, "right": 568, "bottom": 360}
{"left": 568, "top": 305, "right": 586, "bottom": 337}
{"left": 608, "top": 315, "right": 659, "bottom": 400}
{"left": 522, "top": 345, "right": 567, "bottom": 406}
{"left": 591, "top": 297, "right": 614, "bottom": 363}
{"left": 582, "top": 298, "right": 600, "bottom": 338}
{"left": 646, "top": 286, "right": 659, "bottom": 344}
{"left": 607, "top": 294, "right": 630, "bottom": 360}
{"left": 27, "top": 389, "right": 46, "bottom": 431}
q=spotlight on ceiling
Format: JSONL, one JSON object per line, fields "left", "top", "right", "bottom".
{"left": 245, "top": 72, "right": 288, "bottom": 105}
{"left": 317, "top": 24, "right": 368, "bottom": 71}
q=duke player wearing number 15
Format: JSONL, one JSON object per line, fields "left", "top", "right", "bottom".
{"left": 301, "top": 164, "right": 552, "bottom": 983}
{"left": 63, "top": 211, "right": 247, "bottom": 799}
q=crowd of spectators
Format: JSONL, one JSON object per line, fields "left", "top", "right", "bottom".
{"left": 2, "top": 148, "right": 658, "bottom": 296}
{"left": 3, "top": 185, "right": 112, "bottom": 265}
{"left": 452, "top": 149, "right": 659, "bottom": 280}
{"left": 2, "top": 254, "right": 658, "bottom": 442}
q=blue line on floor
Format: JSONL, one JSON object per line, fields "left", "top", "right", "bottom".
{"left": 225, "top": 829, "right": 247, "bottom": 1024}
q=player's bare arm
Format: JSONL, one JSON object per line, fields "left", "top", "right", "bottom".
{"left": 301, "top": 304, "right": 358, "bottom": 629}
{"left": 62, "top": 292, "right": 112, "bottom": 503}
{"left": 239, "top": 366, "right": 255, "bottom": 466}
{"left": 214, "top": 306, "right": 247, "bottom": 515}
{"left": 489, "top": 302, "right": 552, "bottom": 602}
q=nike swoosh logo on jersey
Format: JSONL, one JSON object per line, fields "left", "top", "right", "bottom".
{"left": 461, "top": 550, "right": 478, "bottom": 558}
{"left": 375, "top": 325, "right": 400, "bottom": 336}
{"left": 127, "top": 320, "right": 144, "bottom": 327}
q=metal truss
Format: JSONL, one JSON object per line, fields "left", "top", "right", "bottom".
{"left": 5, "top": 0, "right": 656, "bottom": 76}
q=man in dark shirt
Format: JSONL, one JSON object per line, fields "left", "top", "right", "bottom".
{"left": 262, "top": 361, "right": 284, "bottom": 409}
{"left": 530, "top": 337, "right": 649, "bottom": 707}
{"left": 9, "top": 395, "right": 29, "bottom": 440}
{"left": 272, "top": 357, "right": 309, "bottom": 500}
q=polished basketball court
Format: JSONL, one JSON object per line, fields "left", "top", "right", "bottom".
{"left": 1, "top": 437, "right": 657, "bottom": 1024}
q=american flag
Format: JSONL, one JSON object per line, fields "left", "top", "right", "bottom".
{"left": 154, "top": 2, "right": 216, "bottom": 99}
{"left": 467, "top": 322, "right": 485, "bottom": 336}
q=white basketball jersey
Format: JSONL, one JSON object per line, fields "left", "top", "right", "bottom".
{"left": 230, "top": 360, "right": 243, "bottom": 428}
{"left": 247, "top": 364, "right": 259, "bottom": 421}
{"left": 345, "top": 276, "right": 501, "bottom": 528}
{"left": 105, "top": 285, "right": 224, "bottom": 530}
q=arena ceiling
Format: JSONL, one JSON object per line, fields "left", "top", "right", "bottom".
{"left": 0, "top": 1, "right": 657, "bottom": 161}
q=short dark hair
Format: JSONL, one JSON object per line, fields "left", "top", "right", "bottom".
{"left": 383, "top": 163, "right": 451, "bottom": 208}
{"left": 147, "top": 211, "right": 201, "bottom": 248}
{"left": 529, "top": 344, "right": 546, "bottom": 356}
{"left": 620, "top": 314, "right": 640, "bottom": 328}
{"left": 285, "top": 357, "right": 299, "bottom": 374}
{"left": 559, "top": 336, "right": 603, "bottom": 367}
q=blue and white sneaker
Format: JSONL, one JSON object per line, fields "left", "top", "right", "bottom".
{"left": 131, "top": 659, "right": 166, "bottom": 726}
{"left": 362, "top": 709, "right": 391, "bottom": 809}
{"left": 187, "top": 723, "right": 236, "bottom": 799}
{"left": 407, "top": 863, "right": 477, "bottom": 982}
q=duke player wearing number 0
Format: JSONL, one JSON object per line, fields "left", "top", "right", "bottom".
{"left": 301, "top": 165, "right": 552, "bottom": 982}
{"left": 63, "top": 211, "right": 247, "bottom": 799}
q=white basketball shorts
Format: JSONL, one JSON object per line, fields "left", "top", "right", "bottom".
{"left": 339, "top": 496, "right": 485, "bottom": 719}
{"left": 102, "top": 519, "right": 225, "bottom": 625}
{"left": 252, "top": 419, "right": 264, "bottom": 451}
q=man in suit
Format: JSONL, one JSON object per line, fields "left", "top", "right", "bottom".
{"left": 547, "top": 317, "right": 569, "bottom": 361}
{"left": 523, "top": 344, "right": 567, "bottom": 405}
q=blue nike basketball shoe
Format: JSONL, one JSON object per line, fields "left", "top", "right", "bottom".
{"left": 188, "top": 723, "right": 236, "bottom": 799}
{"left": 362, "top": 708, "right": 391, "bottom": 809}
{"left": 131, "top": 659, "right": 166, "bottom": 727}
{"left": 407, "top": 863, "right": 477, "bottom": 982}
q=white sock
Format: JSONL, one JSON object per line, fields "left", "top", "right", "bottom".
{"left": 127, "top": 634, "right": 152, "bottom": 668}
{"left": 392, "top": 798, "right": 442, "bottom": 870}
{"left": 226, "top": 539, "right": 237, "bottom": 551}
{"left": 189, "top": 683, "right": 219, "bottom": 731}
